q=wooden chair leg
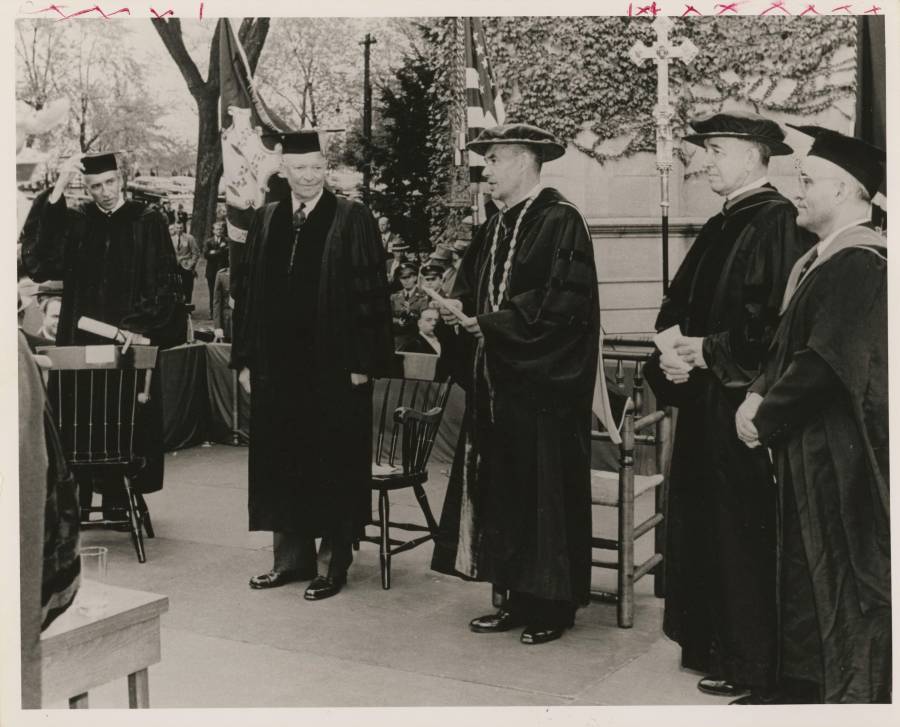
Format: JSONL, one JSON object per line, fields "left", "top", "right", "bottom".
{"left": 136, "top": 492, "right": 155, "bottom": 538}
{"left": 618, "top": 418, "right": 636, "bottom": 629}
{"left": 653, "top": 411, "right": 671, "bottom": 599}
{"left": 378, "top": 490, "right": 391, "bottom": 590}
{"left": 412, "top": 483, "right": 439, "bottom": 534}
{"left": 123, "top": 477, "right": 146, "bottom": 564}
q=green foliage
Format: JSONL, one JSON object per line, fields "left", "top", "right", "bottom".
{"left": 346, "top": 23, "right": 453, "bottom": 252}
{"left": 485, "top": 16, "right": 857, "bottom": 162}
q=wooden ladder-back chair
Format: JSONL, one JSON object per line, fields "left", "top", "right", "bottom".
{"left": 38, "top": 345, "right": 158, "bottom": 563}
{"left": 358, "top": 375, "right": 453, "bottom": 589}
{"left": 590, "top": 338, "right": 672, "bottom": 628}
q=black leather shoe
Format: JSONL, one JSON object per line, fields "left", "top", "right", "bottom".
{"left": 697, "top": 677, "right": 747, "bottom": 697}
{"left": 303, "top": 575, "right": 346, "bottom": 601}
{"left": 249, "top": 569, "right": 309, "bottom": 590}
{"left": 469, "top": 609, "right": 526, "bottom": 634}
{"left": 520, "top": 624, "right": 567, "bottom": 645}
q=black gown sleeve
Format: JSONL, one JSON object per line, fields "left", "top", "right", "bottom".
{"left": 20, "top": 190, "right": 75, "bottom": 282}
{"left": 753, "top": 349, "right": 840, "bottom": 445}
{"left": 477, "top": 205, "right": 599, "bottom": 398}
{"left": 702, "top": 204, "right": 811, "bottom": 386}
{"left": 345, "top": 202, "right": 393, "bottom": 377}
{"left": 119, "top": 210, "right": 184, "bottom": 345}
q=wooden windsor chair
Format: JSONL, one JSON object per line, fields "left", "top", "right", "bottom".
{"left": 38, "top": 345, "right": 159, "bottom": 563}
{"left": 358, "top": 373, "right": 453, "bottom": 589}
{"left": 590, "top": 337, "right": 672, "bottom": 628}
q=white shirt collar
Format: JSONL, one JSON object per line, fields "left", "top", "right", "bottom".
{"left": 293, "top": 189, "right": 324, "bottom": 216}
{"left": 725, "top": 177, "right": 768, "bottom": 202}
{"left": 815, "top": 217, "right": 872, "bottom": 256}
{"left": 99, "top": 196, "right": 125, "bottom": 216}
{"left": 500, "top": 183, "right": 542, "bottom": 211}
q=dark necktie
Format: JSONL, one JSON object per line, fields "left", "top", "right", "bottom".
{"left": 288, "top": 203, "right": 307, "bottom": 273}
{"left": 796, "top": 247, "right": 819, "bottom": 285}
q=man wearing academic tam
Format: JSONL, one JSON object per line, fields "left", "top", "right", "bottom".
{"left": 431, "top": 123, "right": 600, "bottom": 645}
{"left": 735, "top": 126, "right": 890, "bottom": 704}
{"left": 21, "top": 150, "right": 184, "bottom": 511}
{"left": 643, "top": 112, "right": 812, "bottom": 701}
{"left": 231, "top": 130, "right": 393, "bottom": 601}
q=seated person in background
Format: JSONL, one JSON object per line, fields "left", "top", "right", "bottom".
{"left": 37, "top": 296, "right": 61, "bottom": 342}
{"left": 213, "top": 266, "right": 233, "bottom": 342}
{"left": 390, "top": 261, "right": 429, "bottom": 350}
{"left": 399, "top": 306, "right": 452, "bottom": 381}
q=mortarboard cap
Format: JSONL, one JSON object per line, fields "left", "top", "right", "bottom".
{"left": 467, "top": 123, "right": 566, "bottom": 162}
{"left": 273, "top": 130, "right": 324, "bottom": 155}
{"left": 683, "top": 112, "right": 793, "bottom": 156}
{"left": 81, "top": 151, "right": 118, "bottom": 175}
{"left": 787, "top": 124, "right": 886, "bottom": 198}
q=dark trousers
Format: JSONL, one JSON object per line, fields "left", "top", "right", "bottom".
{"left": 272, "top": 519, "right": 355, "bottom": 580}
{"left": 206, "top": 275, "right": 217, "bottom": 318}
{"left": 179, "top": 268, "right": 195, "bottom": 304}
{"left": 504, "top": 589, "right": 577, "bottom": 628}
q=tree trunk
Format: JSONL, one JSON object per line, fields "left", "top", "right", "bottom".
{"left": 193, "top": 90, "right": 222, "bottom": 247}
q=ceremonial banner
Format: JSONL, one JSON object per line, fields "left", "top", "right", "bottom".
{"left": 218, "top": 18, "right": 285, "bottom": 243}
{"left": 463, "top": 17, "right": 505, "bottom": 182}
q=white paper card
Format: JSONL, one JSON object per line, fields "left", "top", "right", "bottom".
{"left": 84, "top": 345, "right": 116, "bottom": 364}
{"left": 653, "top": 325, "right": 691, "bottom": 373}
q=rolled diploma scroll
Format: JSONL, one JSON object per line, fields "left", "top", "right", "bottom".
{"left": 77, "top": 316, "right": 151, "bottom": 345}
{"left": 422, "top": 287, "right": 477, "bottom": 328}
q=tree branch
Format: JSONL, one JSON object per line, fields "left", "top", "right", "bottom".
{"left": 150, "top": 18, "right": 206, "bottom": 98}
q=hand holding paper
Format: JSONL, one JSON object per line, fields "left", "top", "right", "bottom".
{"left": 423, "top": 287, "right": 483, "bottom": 339}
{"left": 654, "top": 325, "right": 692, "bottom": 383}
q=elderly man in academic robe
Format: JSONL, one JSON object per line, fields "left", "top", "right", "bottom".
{"left": 735, "top": 127, "right": 889, "bottom": 705}
{"left": 643, "top": 112, "right": 813, "bottom": 699}
{"left": 20, "top": 150, "right": 184, "bottom": 516}
{"left": 430, "top": 123, "right": 600, "bottom": 645}
{"left": 231, "top": 130, "right": 393, "bottom": 601}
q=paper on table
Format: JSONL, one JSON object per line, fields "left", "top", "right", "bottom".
{"left": 653, "top": 324, "right": 691, "bottom": 373}
{"left": 422, "top": 286, "right": 477, "bottom": 327}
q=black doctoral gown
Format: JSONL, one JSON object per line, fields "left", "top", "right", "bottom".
{"left": 431, "top": 187, "right": 600, "bottom": 606}
{"left": 231, "top": 190, "right": 393, "bottom": 535}
{"left": 20, "top": 190, "right": 184, "bottom": 494}
{"left": 751, "top": 227, "right": 890, "bottom": 703}
{"left": 644, "top": 186, "right": 812, "bottom": 687}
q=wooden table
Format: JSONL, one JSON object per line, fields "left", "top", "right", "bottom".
{"left": 40, "top": 583, "right": 169, "bottom": 708}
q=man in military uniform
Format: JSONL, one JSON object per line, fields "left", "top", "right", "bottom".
{"left": 389, "top": 261, "right": 429, "bottom": 350}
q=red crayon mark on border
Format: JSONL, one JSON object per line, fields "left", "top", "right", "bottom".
{"left": 831, "top": 3, "right": 853, "bottom": 10}
{"left": 682, "top": 3, "right": 702, "bottom": 14}
{"left": 33, "top": 4, "right": 68, "bottom": 16}
{"left": 150, "top": 6, "right": 174, "bottom": 18}
{"left": 760, "top": 0, "right": 792, "bottom": 14}
{"left": 799, "top": 3, "right": 820, "bottom": 13}
{"left": 636, "top": 2, "right": 663, "bottom": 15}
{"left": 715, "top": 2, "right": 739, "bottom": 14}
{"left": 863, "top": 4, "right": 881, "bottom": 12}
{"left": 199, "top": 1, "right": 203, "bottom": 19}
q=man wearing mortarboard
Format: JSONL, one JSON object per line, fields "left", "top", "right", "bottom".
{"left": 20, "top": 149, "right": 185, "bottom": 518}
{"left": 643, "top": 112, "right": 814, "bottom": 701}
{"left": 735, "top": 127, "right": 889, "bottom": 704}
{"left": 231, "top": 130, "right": 393, "bottom": 600}
{"left": 429, "top": 123, "right": 600, "bottom": 645}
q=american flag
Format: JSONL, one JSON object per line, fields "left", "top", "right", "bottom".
{"left": 463, "top": 18, "right": 505, "bottom": 182}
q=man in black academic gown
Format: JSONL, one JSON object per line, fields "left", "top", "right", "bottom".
{"left": 231, "top": 130, "right": 393, "bottom": 601}
{"left": 643, "top": 112, "right": 812, "bottom": 699}
{"left": 431, "top": 123, "right": 600, "bottom": 645}
{"left": 21, "top": 150, "right": 184, "bottom": 515}
{"left": 736, "top": 127, "right": 889, "bottom": 704}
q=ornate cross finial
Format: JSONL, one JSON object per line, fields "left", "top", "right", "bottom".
{"left": 630, "top": 17, "right": 698, "bottom": 168}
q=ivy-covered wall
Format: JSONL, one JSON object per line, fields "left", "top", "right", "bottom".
{"left": 486, "top": 16, "right": 857, "bottom": 163}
